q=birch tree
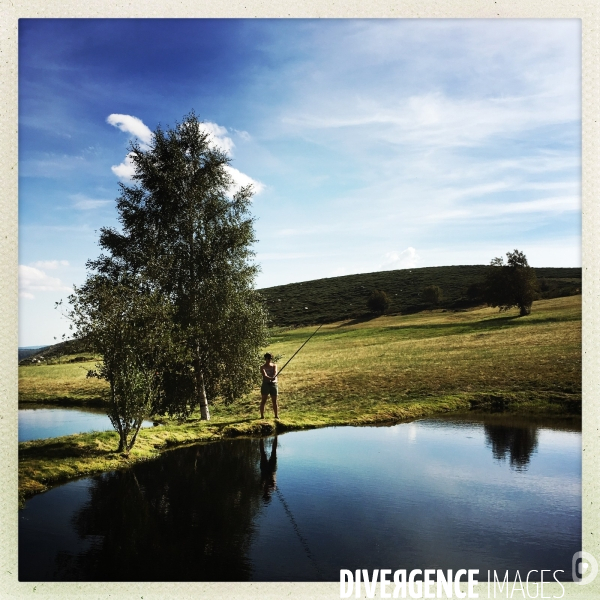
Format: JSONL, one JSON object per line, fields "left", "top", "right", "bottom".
{"left": 90, "top": 111, "right": 268, "bottom": 420}
{"left": 69, "top": 274, "right": 183, "bottom": 452}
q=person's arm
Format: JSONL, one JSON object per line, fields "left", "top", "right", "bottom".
{"left": 271, "top": 365, "right": 278, "bottom": 382}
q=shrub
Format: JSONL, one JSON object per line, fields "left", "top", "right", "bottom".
{"left": 367, "top": 289, "right": 391, "bottom": 314}
{"left": 421, "top": 285, "right": 443, "bottom": 305}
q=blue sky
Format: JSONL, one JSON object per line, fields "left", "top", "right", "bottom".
{"left": 18, "top": 19, "right": 581, "bottom": 347}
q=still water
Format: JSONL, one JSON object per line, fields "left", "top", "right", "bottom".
{"left": 19, "top": 407, "right": 153, "bottom": 442}
{"left": 19, "top": 414, "right": 581, "bottom": 581}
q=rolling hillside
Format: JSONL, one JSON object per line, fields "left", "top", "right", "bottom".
{"left": 20, "top": 265, "right": 581, "bottom": 365}
{"left": 259, "top": 265, "right": 581, "bottom": 327}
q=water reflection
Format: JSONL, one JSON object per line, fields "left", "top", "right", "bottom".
{"left": 26, "top": 440, "right": 265, "bottom": 581}
{"left": 19, "top": 415, "right": 581, "bottom": 582}
{"left": 259, "top": 437, "right": 278, "bottom": 502}
{"left": 19, "top": 407, "right": 153, "bottom": 442}
{"left": 484, "top": 423, "right": 539, "bottom": 470}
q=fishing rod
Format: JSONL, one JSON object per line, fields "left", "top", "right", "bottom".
{"left": 275, "top": 323, "right": 323, "bottom": 377}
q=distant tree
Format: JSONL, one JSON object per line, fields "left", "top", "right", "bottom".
{"left": 367, "top": 289, "right": 391, "bottom": 314}
{"left": 69, "top": 274, "right": 185, "bottom": 452}
{"left": 88, "top": 111, "right": 269, "bottom": 420}
{"left": 421, "top": 285, "right": 443, "bottom": 305}
{"left": 466, "top": 281, "right": 484, "bottom": 302}
{"left": 484, "top": 249, "right": 538, "bottom": 316}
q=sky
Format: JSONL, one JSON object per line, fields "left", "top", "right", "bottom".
{"left": 18, "top": 19, "right": 581, "bottom": 347}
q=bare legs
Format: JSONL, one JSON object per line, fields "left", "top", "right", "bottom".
{"left": 260, "top": 393, "right": 279, "bottom": 419}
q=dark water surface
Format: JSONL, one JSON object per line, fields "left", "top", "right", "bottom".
{"left": 19, "top": 407, "right": 153, "bottom": 442}
{"left": 19, "top": 414, "right": 581, "bottom": 582}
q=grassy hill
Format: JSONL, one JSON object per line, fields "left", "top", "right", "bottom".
{"left": 258, "top": 265, "right": 581, "bottom": 327}
{"left": 19, "top": 264, "right": 581, "bottom": 367}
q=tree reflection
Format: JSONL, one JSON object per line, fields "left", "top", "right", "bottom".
{"left": 484, "top": 423, "right": 539, "bottom": 470}
{"left": 65, "top": 439, "right": 267, "bottom": 581}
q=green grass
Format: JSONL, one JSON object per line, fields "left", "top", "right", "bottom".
{"left": 18, "top": 295, "right": 581, "bottom": 505}
{"left": 19, "top": 357, "right": 108, "bottom": 405}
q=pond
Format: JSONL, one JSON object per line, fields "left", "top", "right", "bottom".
{"left": 18, "top": 413, "right": 581, "bottom": 582}
{"left": 18, "top": 407, "right": 154, "bottom": 442}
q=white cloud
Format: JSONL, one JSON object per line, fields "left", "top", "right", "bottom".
{"left": 107, "top": 116, "right": 263, "bottom": 193}
{"left": 107, "top": 114, "right": 153, "bottom": 147}
{"left": 199, "top": 121, "right": 235, "bottom": 155}
{"left": 379, "top": 247, "right": 420, "bottom": 270}
{"left": 19, "top": 265, "right": 71, "bottom": 299}
{"left": 111, "top": 152, "right": 136, "bottom": 181}
{"left": 32, "top": 260, "right": 69, "bottom": 270}
{"left": 225, "top": 165, "right": 265, "bottom": 196}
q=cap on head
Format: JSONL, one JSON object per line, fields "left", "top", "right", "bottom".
{"left": 264, "top": 353, "right": 273, "bottom": 360}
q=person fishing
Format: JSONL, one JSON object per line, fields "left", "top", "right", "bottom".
{"left": 260, "top": 353, "right": 279, "bottom": 419}
{"left": 259, "top": 324, "right": 323, "bottom": 419}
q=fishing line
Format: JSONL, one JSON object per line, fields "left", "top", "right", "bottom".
{"left": 275, "top": 487, "right": 325, "bottom": 581}
{"left": 276, "top": 324, "right": 323, "bottom": 377}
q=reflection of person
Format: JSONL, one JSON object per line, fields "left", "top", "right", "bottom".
{"left": 259, "top": 437, "right": 278, "bottom": 502}
{"left": 260, "top": 353, "right": 279, "bottom": 419}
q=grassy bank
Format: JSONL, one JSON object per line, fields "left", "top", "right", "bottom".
{"left": 19, "top": 295, "right": 581, "bottom": 505}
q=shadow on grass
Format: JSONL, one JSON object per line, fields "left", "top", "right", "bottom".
{"left": 18, "top": 396, "right": 109, "bottom": 409}
{"left": 19, "top": 436, "right": 118, "bottom": 461}
{"left": 335, "top": 313, "right": 383, "bottom": 328}
{"left": 376, "top": 313, "right": 579, "bottom": 336}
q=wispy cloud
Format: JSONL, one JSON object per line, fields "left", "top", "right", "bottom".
{"left": 19, "top": 265, "right": 71, "bottom": 299}
{"left": 71, "top": 194, "right": 112, "bottom": 210}
{"left": 32, "top": 260, "right": 69, "bottom": 270}
{"left": 256, "top": 252, "right": 317, "bottom": 261}
{"left": 428, "top": 195, "right": 581, "bottom": 223}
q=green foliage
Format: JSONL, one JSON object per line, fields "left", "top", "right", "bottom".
{"left": 88, "top": 111, "right": 268, "bottom": 420}
{"left": 421, "top": 285, "right": 443, "bottom": 305}
{"left": 367, "top": 289, "right": 391, "bottom": 314}
{"left": 484, "top": 250, "right": 539, "bottom": 316}
{"left": 68, "top": 274, "right": 184, "bottom": 452}
{"left": 259, "top": 265, "right": 581, "bottom": 327}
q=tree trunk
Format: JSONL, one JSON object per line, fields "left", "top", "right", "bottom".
{"left": 199, "top": 370, "right": 211, "bottom": 420}
{"left": 110, "top": 384, "right": 126, "bottom": 452}
{"left": 194, "top": 356, "right": 211, "bottom": 420}
{"left": 519, "top": 303, "right": 532, "bottom": 316}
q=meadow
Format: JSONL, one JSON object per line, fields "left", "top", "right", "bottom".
{"left": 18, "top": 295, "right": 581, "bottom": 503}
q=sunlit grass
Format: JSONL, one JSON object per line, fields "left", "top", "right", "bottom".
{"left": 18, "top": 296, "right": 581, "bottom": 504}
{"left": 19, "top": 358, "right": 108, "bottom": 405}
